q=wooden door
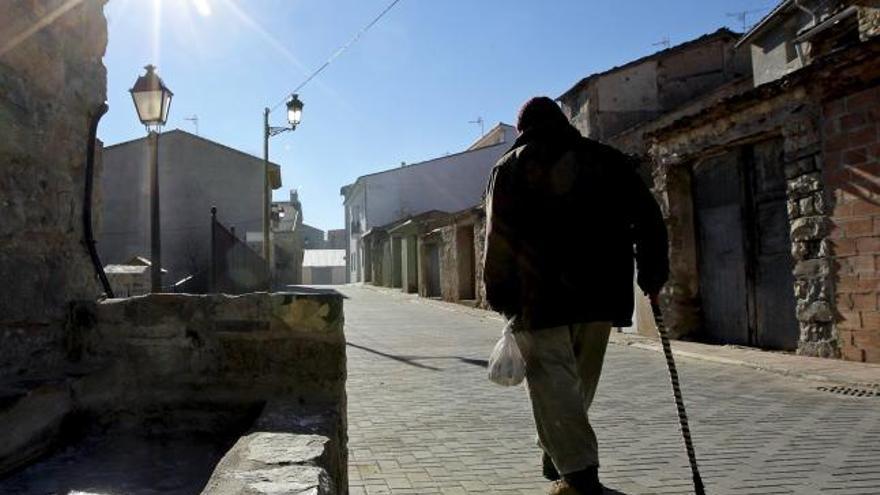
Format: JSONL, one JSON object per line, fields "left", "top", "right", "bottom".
{"left": 692, "top": 140, "right": 799, "bottom": 350}
{"left": 426, "top": 243, "right": 441, "bottom": 297}
{"left": 693, "top": 151, "right": 751, "bottom": 345}
{"left": 751, "top": 140, "right": 799, "bottom": 350}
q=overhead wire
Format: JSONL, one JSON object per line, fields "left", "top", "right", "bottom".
{"left": 270, "top": 0, "right": 404, "bottom": 111}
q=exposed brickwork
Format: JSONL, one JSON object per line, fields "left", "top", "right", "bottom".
{"left": 823, "top": 84, "right": 880, "bottom": 363}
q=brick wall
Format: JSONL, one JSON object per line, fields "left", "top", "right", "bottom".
{"left": 823, "top": 84, "right": 880, "bottom": 363}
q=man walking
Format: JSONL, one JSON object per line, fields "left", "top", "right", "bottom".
{"left": 483, "top": 96, "right": 669, "bottom": 495}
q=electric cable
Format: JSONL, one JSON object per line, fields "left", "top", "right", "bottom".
{"left": 270, "top": 0, "right": 404, "bottom": 110}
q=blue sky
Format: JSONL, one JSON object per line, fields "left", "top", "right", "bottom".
{"left": 100, "top": 0, "right": 772, "bottom": 231}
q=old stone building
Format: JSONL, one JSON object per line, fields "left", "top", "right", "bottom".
{"left": 362, "top": 211, "right": 450, "bottom": 291}
{"left": 558, "top": 28, "right": 751, "bottom": 143}
{"left": 645, "top": 0, "right": 880, "bottom": 362}
{"left": 419, "top": 206, "right": 487, "bottom": 306}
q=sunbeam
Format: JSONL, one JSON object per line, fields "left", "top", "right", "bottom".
{"left": 0, "top": 0, "right": 84, "bottom": 58}
{"left": 217, "top": 0, "right": 310, "bottom": 76}
{"left": 192, "top": 0, "right": 212, "bottom": 17}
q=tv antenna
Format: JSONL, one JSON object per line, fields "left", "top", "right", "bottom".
{"left": 726, "top": 8, "right": 767, "bottom": 32}
{"left": 469, "top": 116, "right": 485, "bottom": 137}
{"left": 184, "top": 114, "right": 199, "bottom": 135}
{"left": 652, "top": 36, "right": 671, "bottom": 49}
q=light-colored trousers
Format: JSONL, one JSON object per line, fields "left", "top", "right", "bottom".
{"left": 514, "top": 321, "right": 612, "bottom": 475}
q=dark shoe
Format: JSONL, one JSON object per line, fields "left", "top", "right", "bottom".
{"left": 563, "top": 466, "right": 603, "bottom": 495}
{"left": 542, "top": 452, "right": 560, "bottom": 481}
{"left": 547, "top": 480, "right": 580, "bottom": 495}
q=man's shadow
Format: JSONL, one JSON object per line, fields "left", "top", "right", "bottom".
{"left": 602, "top": 488, "right": 629, "bottom": 495}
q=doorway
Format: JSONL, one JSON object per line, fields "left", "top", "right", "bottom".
{"left": 692, "top": 139, "right": 799, "bottom": 350}
{"left": 456, "top": 226, "right": 476, "bottom": 300}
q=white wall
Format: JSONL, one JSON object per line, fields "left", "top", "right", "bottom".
{"left": 342, "top": 139, "right": 512, "bottom": 282}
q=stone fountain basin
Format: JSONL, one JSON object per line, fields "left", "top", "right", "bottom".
{"left": 0, "top": 291, "right": 348, "bottom": 494}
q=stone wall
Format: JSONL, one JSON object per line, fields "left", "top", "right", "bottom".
{"left": 650, "top": 87, "right": 837, "bottom": 351}
{"left": 823, "top": 84, "right": 880, "bottom": 362}
{"left": 78, "top": 292, "right": 347, "bottom": 408}
{"left": 1, "top": 291, "right": 349, "bottom": 492}
{"left": 474, "top": 212, "right": 487, "bottom": 308}
{"left": 649, "top": 39, "right": 880, "bottom": 360}
{"left": 782, "top": 102, "right": 838, "bottom": 358}
{"left": 0, "top": 0, "right": 107, "bottom": 378}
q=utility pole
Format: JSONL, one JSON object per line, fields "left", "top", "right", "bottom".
{"left": 263, "top": 107, "right": 271, "bottom": 275}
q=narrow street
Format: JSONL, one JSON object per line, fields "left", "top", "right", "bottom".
{"left": 341, "top": 285, "right": 880, "bottom": 495}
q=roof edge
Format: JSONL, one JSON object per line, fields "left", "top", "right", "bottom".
{"left": 557, "top": 27, "right": 742, "bottom": 101}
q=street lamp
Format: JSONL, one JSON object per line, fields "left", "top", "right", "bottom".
{"left": 262, "top": 94, "right": 303, "bottom": 289}
{"left": 130, "top": 64, "right": 173, "bottom": 292}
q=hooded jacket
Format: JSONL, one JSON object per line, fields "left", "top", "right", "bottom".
{"left": 482, "top": 122, "right": 668, "bottom": 330}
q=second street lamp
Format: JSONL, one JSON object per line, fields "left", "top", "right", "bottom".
{"left": 262, "top": 94, "right": 303, "bottom": 289}
{"left": 130, "top": 64, "right": 173, "bottom": 292}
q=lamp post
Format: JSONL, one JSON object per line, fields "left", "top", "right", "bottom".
{"left": 262, "top": 94, "right": 303, "bottom": 288}
{"left": 130, "top": 64, "right": 173, "bottom": 292}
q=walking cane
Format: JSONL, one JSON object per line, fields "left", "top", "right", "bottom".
{"left": 651, "top": 300, "right": 706, "bottom": 495}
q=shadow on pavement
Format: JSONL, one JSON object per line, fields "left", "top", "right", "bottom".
{"left": 346, "top": 343, "right": 488, "bottom": 370}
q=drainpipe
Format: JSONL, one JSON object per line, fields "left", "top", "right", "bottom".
{"left": 793, "top": 0, "right": 818, "bottom": 27}
{"left": 792, "top": 0, "right": 818, "bottom": 65}
{"left": 83, "top": 103, "right": 114, "bottom": 298}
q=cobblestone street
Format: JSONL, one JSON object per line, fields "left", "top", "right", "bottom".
{"left": 341, "top": 285, "right": 880, "bottom": 495}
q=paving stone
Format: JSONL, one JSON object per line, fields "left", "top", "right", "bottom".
{"left": 341, "top": 286, "right": 880, "bottom": 494}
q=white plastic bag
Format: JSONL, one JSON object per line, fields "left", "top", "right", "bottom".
{"left": 488, "top": 318, "right": 526, "bottom": 386}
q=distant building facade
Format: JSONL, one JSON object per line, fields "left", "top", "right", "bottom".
{"left": 271, "top": 190, "right": 305, "bottom": 287}
{"left": 326, "top": 229, "right": 347, "bottom": 250}
{"left": 341, "top": 123, "right": 517, "bottom": 283}
{"left": 302, "top": 249, "right": 347, "bottom": 285}
{"left": 99, "top": 130, "right": 281, "bottom": 286}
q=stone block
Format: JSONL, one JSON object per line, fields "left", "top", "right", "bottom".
{"left": 790, "top": 216, "right": 830, "bottom": 242}
{"left": 786, "top": 172, "right": 822, "bottom": 199}
{"left": 797, "top": 338, "right": 840, "bottom": 359}
{"left": 787, "top": 200, "right": 801, "bottom": 220}
{"left": 202, "top": 400, "right": 346, "bottom": 495}
{"left": 797, "top": 300, "right": 833, "bottom": 323}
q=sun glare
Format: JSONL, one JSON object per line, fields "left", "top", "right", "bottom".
{"left": 192, "top": 0, "right": 212, "bottom": 17}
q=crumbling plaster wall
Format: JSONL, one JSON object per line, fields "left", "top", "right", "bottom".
{"left": 0, "top": 0, "right": 108, "bottom": 378}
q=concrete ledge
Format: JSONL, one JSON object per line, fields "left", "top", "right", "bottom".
{"left": 202, "top": 401, "right": 346, "bottom": 495}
